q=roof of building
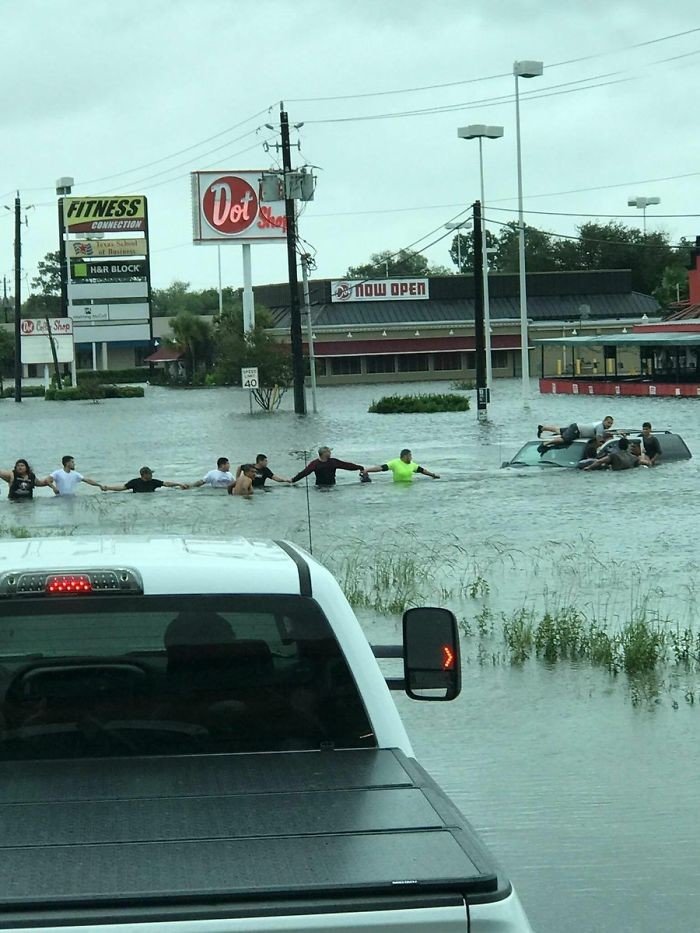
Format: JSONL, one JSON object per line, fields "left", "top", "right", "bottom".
{"left": 260, "top": 270, "right": 659, "bottom": 329}
{"left": 144, "top": 345, "right": 185, "bottom": 363}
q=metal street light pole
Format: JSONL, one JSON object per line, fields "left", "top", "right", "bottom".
{"left": 458, "top": 124, "right": 504, "bottom": 395}
{"left": 627, "top": 195, "right": 660, "bottom": 236}
{"left": 513, "top": 60, "right": 543, "bottom": 399}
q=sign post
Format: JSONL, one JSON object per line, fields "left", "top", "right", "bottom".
{"left": 241, "top": 366, "right": 259, "bottom": 415}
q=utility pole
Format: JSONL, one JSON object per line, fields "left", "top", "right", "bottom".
{"left": 57, "top": 197, "right": 68, "bottom": 317}
{"left": 13, "top": 193, "right": 22, "bottom": 403}
{"left": 300, "top": 253, "right": 318, "bottom": 413}
{"left": 2, "top": 275, "right": 8, "bottom": 323}
{"left": 280, "top": 105, "right": 306, "bottom": 415}
{"left": 472, "top": 200, "right": 488, "bottom": 423}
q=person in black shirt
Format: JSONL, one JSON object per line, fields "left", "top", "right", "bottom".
{"left": 232, "top": 454, "right": 291, "bottom": 490}
{"left": 640, "top": 422, "right": 662, "bottom": 465}
{"left": 0, "top": 459, "right": 55, "bottom": 499}
{"left": 291, "top": 446, "right": 365, "bottom": 487}
{"left": 103, "top": 466, "right": 189, "bottom": 493}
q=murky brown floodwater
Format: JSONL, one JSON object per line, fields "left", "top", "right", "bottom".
{"left": 2, "top": 378, "right": 699, "bottom": 932}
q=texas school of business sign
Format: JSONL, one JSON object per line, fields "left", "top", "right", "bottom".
{"left": 331, "top": 278, "right": 430, "bottom": 302}
{"left": 63, "top": 196, "right": 147, "bottom": 233}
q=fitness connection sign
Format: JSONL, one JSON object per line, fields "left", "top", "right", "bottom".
{"left": 191, "top": 171, "right": 287, "bottom": 244}
{"left": 61, "top": 195, "right": 151, "bottom": 339}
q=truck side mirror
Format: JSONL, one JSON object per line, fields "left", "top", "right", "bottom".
{"left": 402, "top": 607, "right": 461, "bottom": 701}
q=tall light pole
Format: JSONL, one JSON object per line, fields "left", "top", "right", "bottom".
{"left": 444, "top": 219, "right": 473, "bottom": 273}
{"left": 627, "top": 195, "right": 660, "bottom": 235}
{"left": 458, "top": 124, "right": 503, "bottom": 393}
{"left": 513, "top": 59, "right": 543, "bottom": 399}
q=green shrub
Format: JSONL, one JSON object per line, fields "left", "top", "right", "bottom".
{"left": 450, "top": 379, "right": 476, "bottom": 391}
{"left": 103, "top": 385, "right": 144, "bottom": 398}
{"left": 45, "top": 385, "right": 143, "bottom": 401}
{"left": 2, "top": 385, "right": 46, "bottom": 398}
{"left": 368, "top": 393, "right": 470, "bottom": 414}
{"left": 45, "top": 385, "right": 105, "bottom": 401}
{"left": 76, "top": 368, "right": 148, "bottom": 385}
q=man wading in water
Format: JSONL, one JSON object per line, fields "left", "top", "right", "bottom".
{"left": 291, "top": 447, "right": 365, "bottom": 487}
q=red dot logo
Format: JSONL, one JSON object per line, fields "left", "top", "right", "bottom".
{"left": 202, "top": 175, "right": 259, "bottom": 235}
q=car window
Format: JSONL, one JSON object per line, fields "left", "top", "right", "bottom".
{"left": 0, "top": 594, "right": 376, "bottom": 760}
{"left": 510, "top": 441, "right": 584, "bottom": 467}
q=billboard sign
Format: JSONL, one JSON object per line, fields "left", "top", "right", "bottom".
{"left": 71, "top": 260, "right": 147, "bottom": 279}
{"left": 68, "top": 238, "right": 148, "bottom": 258}
{"left": 330, "top": 278, "right": 430, "bottom": 302}
{"left": 63, "top": 196, "right": 147, "bottom": 233}
{"left": 20, "top": 319, "right": 74, "bottom": 364}
{"left": 191, "top": 171, "right": 286, "bottom": 244}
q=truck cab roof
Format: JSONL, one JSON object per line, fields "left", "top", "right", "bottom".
{"left": 0, "top": 535, "right": 310, "bottom": 596}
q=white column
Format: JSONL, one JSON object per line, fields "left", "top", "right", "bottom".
{"left": 478, "top": 137, "right": 493, "bottom": 392}
{"left": 515, "top": 73, "right": 530, "bottom": 398}
{"left": 242, "top": 243, "right": 255, "bottom": 333}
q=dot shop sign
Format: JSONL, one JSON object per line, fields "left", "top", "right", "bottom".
{"left": 191, "top": 171, "right": 287, "bottom": 244}
{"left": 330, "top": 279, "right": 430, "bottom": 302}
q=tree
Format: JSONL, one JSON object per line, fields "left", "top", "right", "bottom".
{"left": 347, "top": 249, "right": 446, "bottom": 278}
{"left": 168, "top": 310, "right": 213, "bottom": 382}
{"left": 0, "top": 328, "right": 14, "bottom": 395}
{"left": 32, "top": 251, "right": 62, "bottom": 296}
{"left": 654, "top": 264, "right": 689, "bottom": 308}
{"left": 448, "top": 229, "right": 498, "bottom": 273}
{"left": 212, "top": 301, "right": 292, "bottom": 411}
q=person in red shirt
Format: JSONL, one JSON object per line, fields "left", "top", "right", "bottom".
{"left": 291, "top": 446, "right": 364, "bottom": 487}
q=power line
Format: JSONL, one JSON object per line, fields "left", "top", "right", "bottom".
{"left": 287, "top": 26, "right": 700, "bottom": 103}
{"left": 486, "top": 214, "right": 691, "bottom": 249}
{"left": 488, "top": 206, "right": 700, "bottom": 220}
{"left": 302, "top": 73, "right": 632, "bottom": 124}
{"left": 76, "top": 104, "right": 275, "bottom": 186}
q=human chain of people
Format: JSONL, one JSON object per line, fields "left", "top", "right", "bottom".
{"left": 0, "top": 447, "right": 441, "bottom": 502}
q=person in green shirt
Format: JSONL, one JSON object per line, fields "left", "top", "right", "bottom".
{"left": 361, "top": 449, "right": 440, "bottom": 484}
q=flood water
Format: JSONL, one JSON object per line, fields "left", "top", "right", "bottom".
{"left": 2, "top": 378, "right": 700, "bottom": 933}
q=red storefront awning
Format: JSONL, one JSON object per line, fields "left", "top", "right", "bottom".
{"left": 305, "top": 334, "right": 522, "bottom": 357}
{"left": 144, "top": 345, "right": 186, "bottom": 363}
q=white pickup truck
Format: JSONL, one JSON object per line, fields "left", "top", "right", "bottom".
{"left": 0, "top": 536, "right": 535, "bottom": 932}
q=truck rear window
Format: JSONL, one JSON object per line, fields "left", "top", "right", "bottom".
{"left": 0, "top": 595, "right": 376, "bottom": 760}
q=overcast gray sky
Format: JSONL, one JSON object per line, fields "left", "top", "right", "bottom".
{"left": 2, "top": 0, "right": 699, "bottom": 294}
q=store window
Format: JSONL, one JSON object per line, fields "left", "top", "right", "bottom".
{"left": 330, "top": 357, "right": 362, "bottom": 375}
{"left": 492, "top": 350, "right": 509, "bottom": 369}
{"left": 433, "top": 352, "right": 461, "bottom": 371}
{"left": 397, "top": 354, "right": 429, "bottom": 372}
{"left": 366, "top": 355, "right": 396, "bottom": 373}
{"left": 464, "top": 352, "right": 476, "bottom": 369}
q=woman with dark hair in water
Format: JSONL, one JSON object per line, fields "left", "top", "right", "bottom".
{"left": 0, "top": 459, "right": 55, "bottom": 500}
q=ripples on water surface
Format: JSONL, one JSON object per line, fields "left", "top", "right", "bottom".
{"left": 2, "top": 379, "right": 700, "bottom": 932}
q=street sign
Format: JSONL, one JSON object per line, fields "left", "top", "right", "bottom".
{"left": 241, "top": 366, "right": 259, "bottom": 388}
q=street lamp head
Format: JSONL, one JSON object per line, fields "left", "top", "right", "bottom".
{"left": 458, "top": 124, "right": 504, "bottom": 140}
{"left": 513, "top": 60, "right": 543, "bottom": 78}
{"left": 445, "top": 220, "right": 473, "bottom": 231}
{"left": 628, "top": 195, "right": 661, "bottom": 208}
{"left": 55, "top": 176, "right": 74, "bottom": 196}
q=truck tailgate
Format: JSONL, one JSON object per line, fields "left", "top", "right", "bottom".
{"left": 0, "top": 749, "right": 498, "bottom": 921}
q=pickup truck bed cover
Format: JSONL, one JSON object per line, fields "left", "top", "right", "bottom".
{"left": 0, "top": 748, "right": 502, "bottom": 911}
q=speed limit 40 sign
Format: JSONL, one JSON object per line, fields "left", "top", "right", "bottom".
{"left": 241, "top": 367, "right": 259, "bottom": 388}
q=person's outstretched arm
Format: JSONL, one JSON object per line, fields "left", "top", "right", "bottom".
{"left": 417, "top": 466, "right": 440, "bottom": 479}
{"left": 102, "top": 483, "right": 128, "bottom": 492}
{"left": 334, "top": 458, "right": 364, "bottom": 472}
{"left": 271, "top": 473, "right": 292, "bottom": 483}
{"left": 82, "top": 476, "right": 104, "bottom": 489}
{"left": 291, "top": 460, "right": 317, "bottom": 483}
{"left": 363, "top": 464, "right": 388, "bottom": 474}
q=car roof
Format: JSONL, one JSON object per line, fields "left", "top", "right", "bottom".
{"left": 0, "top": 536, "right": 306, "bottom": 596}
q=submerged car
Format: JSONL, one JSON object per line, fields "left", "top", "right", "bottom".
{"left": 502, "top": 431, "right": 692, "bottom": 469}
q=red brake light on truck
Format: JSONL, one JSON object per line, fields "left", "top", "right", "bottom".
{"left": 441, "top": 645, "right": 455, "bottom": 670}
{"left": 46, "top": 575, "right": 93, "bottom": 595}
